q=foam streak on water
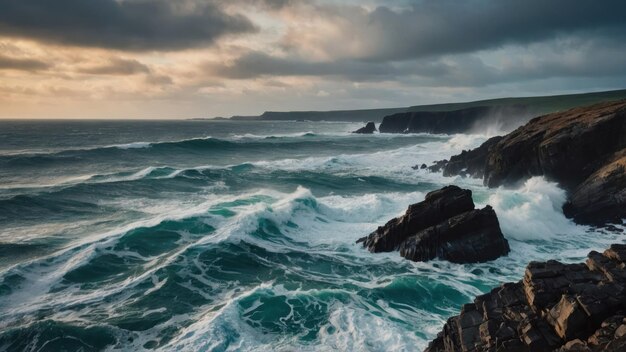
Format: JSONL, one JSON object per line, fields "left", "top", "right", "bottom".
{"left": 0, "top": 120, "right": 623, "bottom": 351}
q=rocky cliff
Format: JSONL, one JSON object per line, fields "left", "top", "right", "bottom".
{"left": 438, "top": 100, "right": 626, "bottom": 225}
{"left": 379, "top": 105, "right": 531, "bottom": 134}
{"left": 425, "top": 244, "right": 626, "bottom": 352}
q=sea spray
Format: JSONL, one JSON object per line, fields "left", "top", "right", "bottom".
{"left": 0, "top": 120, "right": 623, "bottom": 351}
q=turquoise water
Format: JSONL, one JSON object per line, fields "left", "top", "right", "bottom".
{"left": 0, "top": 120, "right": 622, "bottom": 351}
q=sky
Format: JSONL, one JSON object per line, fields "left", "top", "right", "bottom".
{"left": 0, "top": 0, "right": 625, "bottom": 119}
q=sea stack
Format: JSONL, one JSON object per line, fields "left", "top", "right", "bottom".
{"left": 352, "top": 122, "right": 377, "bottom": 134}
{"left": 357, "top": 185, "right": 510, "bottom": 264}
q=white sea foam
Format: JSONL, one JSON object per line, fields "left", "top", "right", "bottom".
{"left": 111, "top": 141, "right": 152, "bottom": 149}
{"left": 230, "top": 131, "right": 322, "bottom": 139}
{"left": 4, "top": 125, "right": 625, "bottom": 352}
{"left": 480, "top": 177, "right": 585, "bottom": 241}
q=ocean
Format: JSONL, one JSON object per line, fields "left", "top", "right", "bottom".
{"left": 0, "top": 120, "right": 622, "bottom": 351}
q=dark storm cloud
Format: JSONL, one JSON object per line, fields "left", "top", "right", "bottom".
{"left": 0, "top": 0, "right": 256, "bottom": 51}
{"left": 368, "top": 0, "right": 626, "bottom": 61}
{"left": 208, "top": 37, "right": 626, "bottom": 88}
{"left": 78, "top": 58, "right": 151, "bottom": 75}
{"left": 0, "top": 54, "right": 50, "bottom": 71}
{"left": 206, "top": 0, "right": 626, "bottom": 86}
{"left": 207, "top": 51, "right": 449, "bottom": 81}
{"left": 280, "top": 0, "right": 626, "bottom": 62}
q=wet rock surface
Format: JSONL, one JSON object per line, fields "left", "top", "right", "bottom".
{"left": 563, "top": 149, "right": 626, "bottom": 225}
{"left": 426, "top": 159, "right": 448, "bottom": 173}
{"left": 352, "top": 122, "right": 377, "bottom": 134}
{"left": 440, "top": 100, "right": 626, "bottom": 225}
{"left": 442, "top": 136, "right": 503, "bottom": 178}
{"left": 425, "top": 244, "right": 626, "bottom": 352}
{"left": 357, "top": 185, "right": 509, "bottom": 263}
{"left": 398, "top": 205, "right": 510, "bottom": 263}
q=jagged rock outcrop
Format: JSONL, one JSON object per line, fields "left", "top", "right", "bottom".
{"left": 439, "top": 100, "right": 626, "bottom": 225}
{"left": 399, "top": 206, "right": 510, "bottom": 263}
{"left": 357, "top": 186, "right": 509, "bottom": 263}
{"left": 352, "top": 122, "right": 377, "bottom": 134}
{"left": 425, "top": 244, "right": 626, "bottom": 352}
{"left": 379, "top": 105, "right": 530, "bottom": 134}
{"left": 442, "top": 136, "right": 503, "bottom": 178}
{"left": 563, "top": 149, "right": 626, "bottom": 225}
{"left": 426, "top": 159, "right": 448, "bottom": 173}
{"left": 482, "top": 100, "right": 626, "bottom": 190}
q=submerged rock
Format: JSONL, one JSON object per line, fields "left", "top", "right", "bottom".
{"left": 357, "top": 186, "right": 509, "bottom": 263}
{"left": 352, "top": 122, "right": 377, "bottom": 134}
{"left": 425, "top": 244, "right": 626, "bottom": 352}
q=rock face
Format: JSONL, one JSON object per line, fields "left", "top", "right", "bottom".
{"left": 426, "top": 159, "right": 449, "bottom": 173}
{"left": 357, "top": 186, "right": 510, "bottom": 263}
{"left": 440, "top": 100, "right": 626, "bottom": 225}
{"left": 482, "top": 100, "right": 626, "bottom": 190}
{"left": 442, "top": 136, "right": 503, "bottom": 178}
{"left": 563, "top": 149, "right": 626, "bottom": 225}
{"left": 379, "top": 105, "right": 530, "bottom": 134}
{"left": 399, "top": 206, "right": 510, "bottom": 263}
{"left": 425, "top": 244, "right": 626, "bottom": 352}
{"left": 352, "top": 122, "right": 377, "bottom": 134}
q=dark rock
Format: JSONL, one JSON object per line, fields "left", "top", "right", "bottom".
{"left": 424, "top": 245, "right": 626, "bottom": 352}
{"left": 482, "top": 101, "right": 626, "bottom": 189}
{"left": 563, "top": 149, "right": 626, "bottom": 224}
{"left": 421, "top": 163, "right": 428, "bottom": 169}
{"left": 428, "top": 160, "right": 448, "bottom": 173}
{"left": 357, "top": 185, "right": 510, "bottom": 264}
{"left": 547, "top": 295, "right": 589, "bottom": 341}
{"left": 357, "top": 186, "right": 474, "bottom": 252}
{"left": 557, "top": 339, "right": 591, "bottom": 352}
{"left": 352, "top": 121, "right": 377, "bottom": 134}
{"left": 439, "top": 100, "right": 626, "bottom": 225}
{"left": 603, "top": 224, "right": 624, "bottom": 233}
{"left": 379, "top": 105, "right": 530, "bottom": 134}
{"left": 586, "top": 315, "right": 625, "bottom": 349}
{"left": 442, "top": 136, "right": 503, "bottom": 178}
{"left": 398, "top": 206, "right": 510, "bottom": 263}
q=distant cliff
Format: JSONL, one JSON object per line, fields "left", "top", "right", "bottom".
{"left": 379, "top": 105, "right": 532, "bottom": 134}
{"left": 257, "top": 108, "right": 407, "bottom": 122}
{"left": 227, "top": 89, "right": 626, "bottom": 124}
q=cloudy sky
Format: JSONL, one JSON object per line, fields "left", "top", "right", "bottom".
{"left": 0, "top": 0, "right": 625, "bottom": 118}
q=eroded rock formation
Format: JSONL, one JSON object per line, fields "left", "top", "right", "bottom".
{"left": 442, "top": 136, "right": 503, "bottom": 178}
{"left": 352, "top": 122, "right": 377, "bottom": 134}
{"left": 425, "top": 244, "right": 626, "bottom": 352}
{"left": 439, "top": 100, "right": 626, "bottom": 225}
{"left": 357, "top": 186, "right": 509, "bottom": 263}
{"left": 563, "top": 149, "right": 626, "bottom": 225}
